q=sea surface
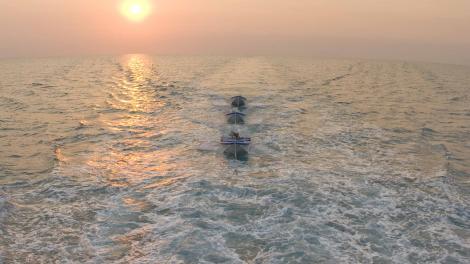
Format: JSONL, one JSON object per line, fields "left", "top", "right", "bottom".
{"left": 0, "top": 55, "right": 469, "bottom": 263}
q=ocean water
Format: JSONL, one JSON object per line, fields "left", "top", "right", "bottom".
{"left": 0, "top": 55, "right": 469, "bottom": 263}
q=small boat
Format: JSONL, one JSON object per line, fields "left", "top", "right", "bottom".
{"left": 226, "top": 112, "right": 245, "bottom": 124}
{"left": 222, "top": 96, "right": 249, "bottom": 160}
{"left": 231, "top": 96, "right": 247, "bottom": 107}
{"left": 221, "top": 136, "right": 251, "bottom": 160}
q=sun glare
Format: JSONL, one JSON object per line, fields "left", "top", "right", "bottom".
{"left": 120, "top": 0, "right": 152, "bottom": 22}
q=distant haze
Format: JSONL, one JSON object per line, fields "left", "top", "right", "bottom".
{"left": 1, "top": 0, "right": 470, "bottom": 64}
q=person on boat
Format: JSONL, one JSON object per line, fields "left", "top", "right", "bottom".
{"left": 230, "top": 131, "right": 240, "bottom": 139}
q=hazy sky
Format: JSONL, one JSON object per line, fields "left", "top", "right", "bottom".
{"left": 1, "top": 0, "right": 470, "bottom": 64}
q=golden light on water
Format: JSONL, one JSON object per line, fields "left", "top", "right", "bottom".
{"left": 82, "top": 54, "right": 189, "bottom": 189}
{"left": 120, "top": 0, "right": 152, "bottom": 22}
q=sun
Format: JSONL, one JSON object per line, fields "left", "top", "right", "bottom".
{"left": 120, "top": 0, "right": 152, "bottom": 22}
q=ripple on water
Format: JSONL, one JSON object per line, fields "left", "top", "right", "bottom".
{"left": 0, "top": 56, "right": 469, "bottom": 263}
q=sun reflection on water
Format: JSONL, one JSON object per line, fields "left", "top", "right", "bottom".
{"left": 112, "top": 54, "right": 165, "bottom": 113}
{"left": 83, "top": 54, "right": 189, "bottom": 188}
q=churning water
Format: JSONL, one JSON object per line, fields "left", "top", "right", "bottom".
{"left": 0, "top": 55, "right": 469, "bottom": 263}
